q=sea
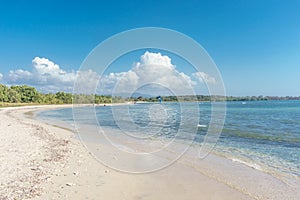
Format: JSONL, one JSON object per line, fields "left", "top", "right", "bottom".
{"left": 37, "top": 100, "right": 300, "bottom": 177}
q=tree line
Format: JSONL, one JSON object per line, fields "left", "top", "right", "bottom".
{"left": 1, "top": 84, "right": 299, "bottom": 105}
{"left": 0, "top": 84, "right": 120, "bottom": 104}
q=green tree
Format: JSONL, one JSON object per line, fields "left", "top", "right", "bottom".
{"left": 8, "top": 88, "right": 21, "bottom": 103}
{"left": 55, "top": 92, "right": 72, "bottom": 104}
{"left": 10, "top": 85, "right": 41, "bottom": 103}
{"left": 0, "top": 84, "right": 9, "bottom": 102}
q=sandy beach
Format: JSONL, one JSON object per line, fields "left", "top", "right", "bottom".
{"left": 0, "top": 105, "right": 299, "bottom": 200}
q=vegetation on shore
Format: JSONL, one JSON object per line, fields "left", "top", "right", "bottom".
{"left": 0, "top": 84, "right": 299, "bottom": 107}
{"left": 0, "top": 84, "right": 124, "bottom": 106}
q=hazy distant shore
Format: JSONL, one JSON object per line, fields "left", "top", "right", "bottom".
{"left": 0, "top": 105, "right": 299, "bottom": 199}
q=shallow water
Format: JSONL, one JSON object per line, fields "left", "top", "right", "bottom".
{"left": 37, "top": 100, "right": 300, "bottom": 177}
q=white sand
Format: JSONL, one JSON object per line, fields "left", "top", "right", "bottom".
{"left": 0, "top": 105, "right": 299, "bottom": 200}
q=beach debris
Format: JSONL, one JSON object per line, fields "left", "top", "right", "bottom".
{"left": 73, "top": 171, "right": 79, "bottom": 176}
{"left": 66, "top": 182, "right": 76, "bottom": 187}
{"left": 0, "top": 108, "right": 74, "bottom": 200}
{"left": 30, "top": 166, "right": 43, "bottom": 171}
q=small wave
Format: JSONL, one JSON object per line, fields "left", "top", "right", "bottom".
{"left": 231, "top": 157, "right": 263, "bottom": 171}
{"left": 197, "top": 124, "right": 207, "bottom": 128}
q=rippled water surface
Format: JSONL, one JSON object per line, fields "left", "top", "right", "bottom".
{"left": 38, "top": 100, "right": 300, "bottom": 177}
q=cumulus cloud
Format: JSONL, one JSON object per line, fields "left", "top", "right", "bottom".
{"left": 8, "top": 69, "right": 32, "bottom": 82}
{"left": 4, "top": 57, "right": 100, "bottom": 93}
{"left": 74, "top": 70, "right": 100, "bottom": 94}
{"left": 6, "top": 57, "right": 78, "bottom": 92}
{"left": 192, "top": 71, "right": 216, "bottom": 84}
{"left": 99, "top": 51, "right": 196, "bottom": 96}
{"left": 32, "top": 57, "right": 77, "bottom": 86}
{"left": 2, "top": 52, "right": 215, "bottom": 95}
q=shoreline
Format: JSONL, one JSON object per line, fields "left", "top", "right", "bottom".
{"left": 0, "top": 105, "right": 299, "bottom": 199}
{"left": 38, "top": 107, "right": 299, "bottom": 183}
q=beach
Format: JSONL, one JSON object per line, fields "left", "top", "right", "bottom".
{"left": 0, "top": 105, "right": 299, "bottom": 200}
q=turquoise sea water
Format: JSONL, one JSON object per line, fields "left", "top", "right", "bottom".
{"left": 37, "top": 100, "right": 300, "bottom": 177}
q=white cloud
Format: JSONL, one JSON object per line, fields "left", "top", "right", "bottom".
{"left": 31, "top": 57, "right": 77, "bottom": 86}
{"left": 2, "top": 52, "right": 213, "bottom": 96}
{"left": 33, "top": 57, "right": 61, "bottom": 75}
{"left": 192, "top": 71, "right": 216, "bottom": 84}
{"left": 74, "top": 70, "right": 100, "bottom": 94}
{"left": 6, "top": 57, "right": 78, "bottom": 92}
{"left": 140, "top": 51, "right": 173, "bottom": 67}
{"left": 4, "top": 57, "right": 101, "bottom": 94}
{"left": 0, "top": 73, "right": 3, "bottom": 81}
{"left": 99, "top": 51, "right": 196, "bottom": 96}
{"left": 8, "top": 69, "right": 32, "bottom": 82}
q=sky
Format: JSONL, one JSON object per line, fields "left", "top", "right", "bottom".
{"left": 0, "top": 0, "right": 299, "bottom": 96}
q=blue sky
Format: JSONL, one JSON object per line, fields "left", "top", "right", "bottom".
{"left": 0, "top": 0, "right": 299, "bottom": 96}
